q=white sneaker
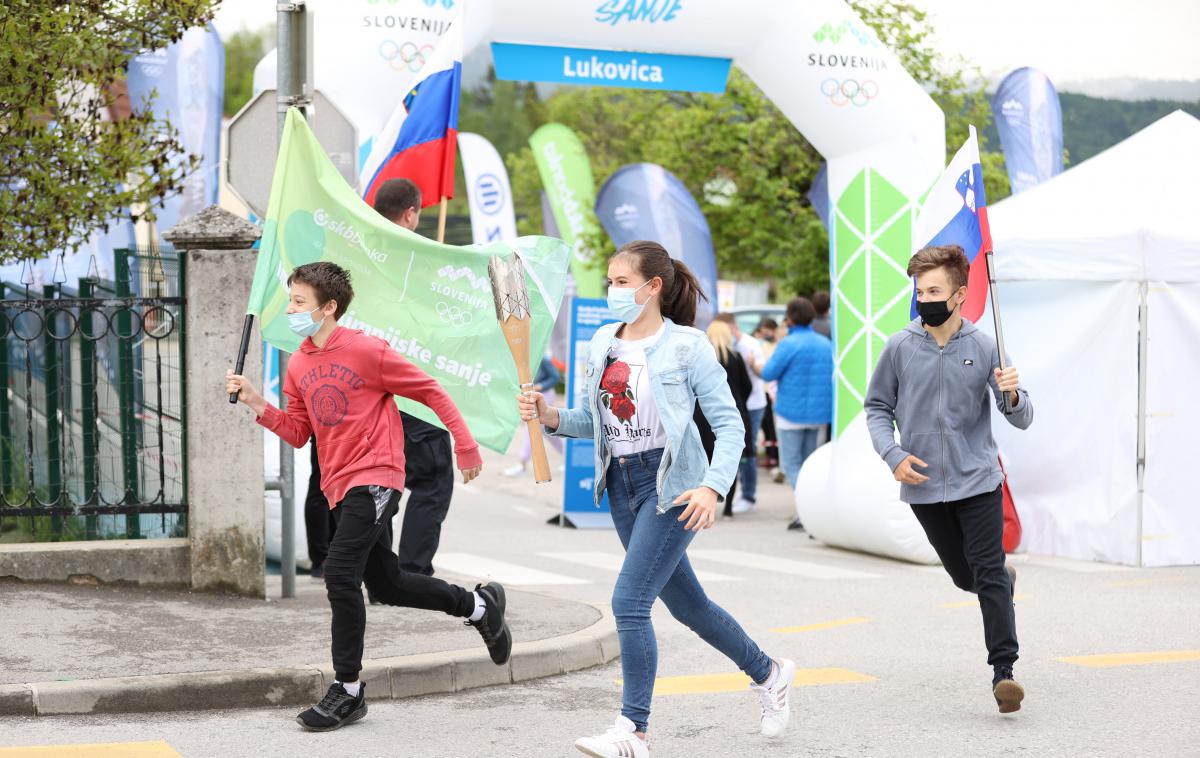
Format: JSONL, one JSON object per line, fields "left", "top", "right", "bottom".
{"left": 732, "top": 497, "right": 756, "bottom": 514}
{"left": 750, "top": 658, "right": 795, "bottom": 738}
{"left": 574, "top": 715, "right": 649, "bottom": 758}
{"left": 503, "top": 463, "right": 526, "bottom": 477}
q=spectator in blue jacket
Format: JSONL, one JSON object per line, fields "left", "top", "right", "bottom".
{"left": 760, "top": 297, "right": 834, "bottom": 499}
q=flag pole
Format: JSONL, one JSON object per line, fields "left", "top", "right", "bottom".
{"left": 985, "top": 248, "right": 1014, "bottom": 415}
{"left": 229, "top": 315, "right": 255, "bottom": 403}
{"left": 436, "top": 196, "right": 448, "bottom": 243}
{"left": 972, "top": 125, "right": 1012, "bottom": 417}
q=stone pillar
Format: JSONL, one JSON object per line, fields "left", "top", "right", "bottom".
{"left": 164, "top": 206, "right": 265, "bottom": 597}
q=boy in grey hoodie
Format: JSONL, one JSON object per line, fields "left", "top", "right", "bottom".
{"left": 865, "top": 244, "right": 1033, "bottom": 715}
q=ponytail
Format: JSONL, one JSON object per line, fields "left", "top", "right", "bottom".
{"left": 613, "top": 241, "right": 709, "bottom": 327}
{"left": 663, "top": 258, "right": 706, "bottom": 327}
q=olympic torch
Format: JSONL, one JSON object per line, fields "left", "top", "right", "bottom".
{"left": 488, "top": 253, "right": 552, "bottom": 484}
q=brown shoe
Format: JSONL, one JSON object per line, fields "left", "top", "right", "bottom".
{"left": 992, "top": 666, "right": 1025, "bottom": 714}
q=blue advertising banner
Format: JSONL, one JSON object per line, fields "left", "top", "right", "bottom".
{"left": 992, "top": 67, "right": 1063, "bottom": 195}
{"left": 126, "top": 23, "right": 225, "bottom": 238}
{"left": 595, "top": 163, "right": 718, "bottom": 326}
{"left": 561, "top": 298, "right": 619, "bottom": 529}
{"left": 492, "top": 42, "right": 731, "bottom": 94}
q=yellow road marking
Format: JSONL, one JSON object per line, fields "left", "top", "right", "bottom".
{"left": 0, "top": 742, "right": 182, "bottom": 757}
{"left": 939, "top": 594, "right": 1028, "bottom": 609}
{"left": 619, "top": 668, "right": 876, "bottom": 696}
{"left": 770, "top": 617, "right": 872, "bottom": 634}
{"left": 1109, "top": 576, "right": 1186, "bottom": 588}
{"left": 1056, "top": 650, "right": 1200, "bottom": 668}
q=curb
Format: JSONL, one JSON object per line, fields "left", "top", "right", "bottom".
{"left": 0, "top": 605, "right": 618, "bottom": 717}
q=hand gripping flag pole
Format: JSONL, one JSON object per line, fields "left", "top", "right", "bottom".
{"left": 229, "top": 315, "right": 255, "bottom": 404}
{"left": 488, "top": 253, "right": 552, "bottom": 483}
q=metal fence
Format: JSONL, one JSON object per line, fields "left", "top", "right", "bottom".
{"left": 0, "top": 249, "right": 187, "bottom": 542}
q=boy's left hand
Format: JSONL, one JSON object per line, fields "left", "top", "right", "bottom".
{"left": 995, "top": 366, "right": 1021, "bottom": 404}
{"left": 994, "top": 366, "right": 1020, "bottom": 392}
{"left": 460, "top": 465, "right": 482, "bottom": 485}
{"left": 674, "top": 486, "right": 719, "bottom": 532}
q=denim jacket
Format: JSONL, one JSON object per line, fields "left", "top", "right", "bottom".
{"left": 550, "top": 318, "right": 745, "bottom": 514}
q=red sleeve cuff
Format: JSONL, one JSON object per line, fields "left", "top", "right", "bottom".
{"left": 257, "top": 404, "right": 282, "bottom": 430}
{"left": 455, "top": 445, "right": 483, "bottom": 471}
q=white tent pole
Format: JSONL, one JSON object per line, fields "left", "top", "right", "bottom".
{"left": 1136, "top": 280, "right": 1148, "bottom": 568}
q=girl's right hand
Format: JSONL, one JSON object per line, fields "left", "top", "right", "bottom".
{"left": 516, "top": 390, "right": 557, "bottom": 429}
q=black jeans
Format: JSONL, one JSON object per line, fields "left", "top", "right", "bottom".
{"left": 398, "top": 427, "right": 454, "bottom": 576}
{"left": 326, "top": 485, "right": 474, "bottom": 680}
{"left": 911, "top": 485, "right": 1018, "bottom": 667}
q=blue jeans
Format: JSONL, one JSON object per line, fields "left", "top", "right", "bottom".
{"left": 737, "top": 406, "right": 766, "bottom": 503}
{"left": 607, "top": 448, "right": 773, "bottom": 733}
{"left": 779, "top": 426, "right": 821, "bottom": 488}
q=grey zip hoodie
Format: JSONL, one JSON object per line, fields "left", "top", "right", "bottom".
{"left": 865, "top": 318, "right": 1033, "bottom": 505}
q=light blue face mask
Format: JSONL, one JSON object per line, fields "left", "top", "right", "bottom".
{"left": 287, "top": 306, "right": 325, "bottom": 338}
{"left": 606, "top": 280, "right": 652, "bottom": 323}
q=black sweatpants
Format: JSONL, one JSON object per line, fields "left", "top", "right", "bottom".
{"left": 911, "top": 485, "right": 1018, "bottom": 667}
{"left": 397, "top": 424, "right": 455, "bottom": 576}
{"left": 304, "top": 440, "right": 336, "bottom": 568}
{"left": 326, "top": 485, "right": 474, "bottom": 680}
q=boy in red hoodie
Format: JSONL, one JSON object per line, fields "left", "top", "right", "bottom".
{"left": 226, "top": 261, "right": 511, "bottom": 732}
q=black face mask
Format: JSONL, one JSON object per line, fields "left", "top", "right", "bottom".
{"left": 917, "top": 294, "right": 959, "bottom": 327}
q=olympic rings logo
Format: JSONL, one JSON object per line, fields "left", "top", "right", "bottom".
{"left": 436, "top": 301, "right": 472, "bottom": 327}
{"left": 820, "top": 78, "right": 879, "bottom": 107}
{"left": 379, "top": 40, "right": 435, "bottom": 73}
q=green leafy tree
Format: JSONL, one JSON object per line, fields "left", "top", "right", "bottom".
{"left": 223, "top": 25, "right": 272, "bottom": 117}
{"left": 0, "top": 0, "right": 216, "bottom": 262}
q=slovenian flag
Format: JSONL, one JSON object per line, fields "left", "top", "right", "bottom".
{"left": 913, "top": 125, "right": 993, "bottom": 322}
{"left": 360, "top": 12, "right": 462, "bottom": 209}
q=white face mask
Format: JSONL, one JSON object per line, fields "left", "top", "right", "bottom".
{"left": 606, "top": 280, "right": 652, "bottom": 323}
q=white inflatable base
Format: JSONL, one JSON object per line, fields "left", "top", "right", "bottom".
{"left": 794, "top": 416, "right": 940, "bottom": 565}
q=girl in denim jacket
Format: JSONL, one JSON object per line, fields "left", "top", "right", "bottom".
{"left": 518, "top": 241, "right": 794, "bottom": 758}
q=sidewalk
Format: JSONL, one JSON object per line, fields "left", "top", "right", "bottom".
{"left": 0, "top": 572, "right": 616, "bottom": 717}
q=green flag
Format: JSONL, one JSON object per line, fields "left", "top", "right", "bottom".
{"left": 529, "top": 123, "right": 607, "bottom": 298}
{"left": 249, "top": 109, "right": 569, "bottom": 453}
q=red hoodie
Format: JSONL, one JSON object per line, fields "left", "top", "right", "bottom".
{"left": 257, "top": 326, "right": 483, "bottom": 507}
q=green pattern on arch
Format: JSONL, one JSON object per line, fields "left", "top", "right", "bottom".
{"left": 832, "top": 168, "right": 918, "bottom": 436}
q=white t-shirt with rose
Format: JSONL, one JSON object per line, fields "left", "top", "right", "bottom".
{"left": 598, "top": 326, "right": 669, "bottom": 456}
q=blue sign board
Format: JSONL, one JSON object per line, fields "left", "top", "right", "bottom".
{"left": 492, "top": 42, "right": 731, "bottom": 94}
{"left": 562, "top": 298, "right": 619, "bottom": 529}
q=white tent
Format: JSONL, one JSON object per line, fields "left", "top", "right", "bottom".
{"left": 986, "top": 110, "right": 1200, "bottom": 567}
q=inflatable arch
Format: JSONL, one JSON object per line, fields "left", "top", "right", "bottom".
{"left": 469, "top": 0, "right": 943, "bottom": 562}
{"left": 264, "top": 0, "right": 948, "bottom": 562}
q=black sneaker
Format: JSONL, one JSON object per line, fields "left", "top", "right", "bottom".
{"left": 295, "top": 682, "right": 367, "bottom": 731}
{"left": 992, "top": 666, "right": 1025, "bottom": 714}
{"left": 467, "top": 581, "right": 512, "bottom": 665}
{"left": 787, "top": 518, "right": 805, "bottom": 531}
